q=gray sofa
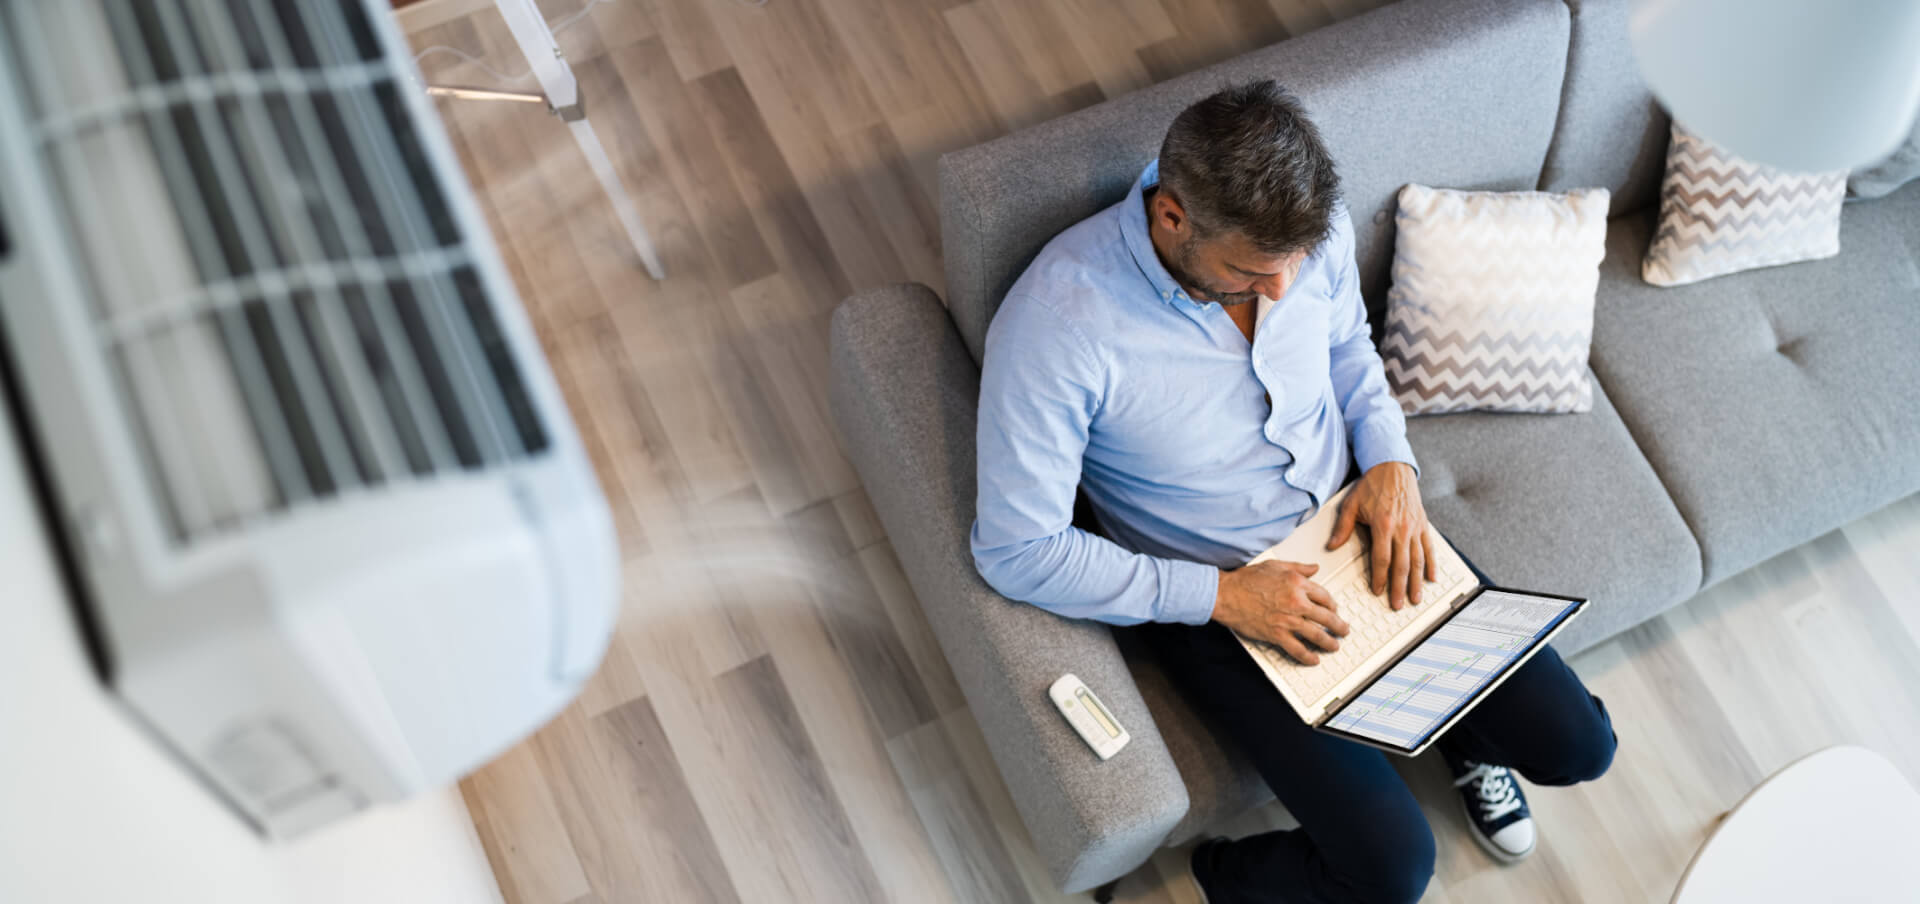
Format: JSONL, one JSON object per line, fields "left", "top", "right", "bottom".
{"left": 828, "top": 0, "right": 1920, "bottom": 893}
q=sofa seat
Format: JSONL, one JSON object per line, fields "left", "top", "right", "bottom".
{"left": 1588, "top": 182, "right": 1920, "bottom": 586}
{"left": 1401, "top": 371, "right": 1704, "bottom": 653}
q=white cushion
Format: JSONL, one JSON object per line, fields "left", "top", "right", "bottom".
{"left": 1380, "top": 184, "right": 1610, "bottom": 416}
{"left": 1643, "top": 123, "right": 1847, "bottom": 287}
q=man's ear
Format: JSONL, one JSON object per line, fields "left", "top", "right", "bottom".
{"left": 1153, "top": 191, "right": 1187, "bottom": 236}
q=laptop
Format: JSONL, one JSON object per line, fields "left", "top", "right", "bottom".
{"left": 1233, "top": 481, "right": 1586, "bottom": 757}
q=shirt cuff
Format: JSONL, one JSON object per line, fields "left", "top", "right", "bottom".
{"left": 1158, "top": 558, "right": 1221, "bottom": 625}
{"left": 1353, "top": 422, "right": 1420, "bottom": 479}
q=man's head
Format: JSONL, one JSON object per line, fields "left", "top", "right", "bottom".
{"left": 1148, "top": 80, "right": 1341, "bottom": 306}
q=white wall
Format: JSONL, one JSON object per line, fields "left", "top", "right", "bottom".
{"left": 0, "top": 409, "right": 503, "bottom": 904}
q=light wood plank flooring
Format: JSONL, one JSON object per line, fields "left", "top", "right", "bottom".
{"left": 399, "top": 2, "right": 1920, "bottom": 901}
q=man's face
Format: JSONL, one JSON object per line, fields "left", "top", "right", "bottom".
{"left": 1149, "top": 190, "right": 1306, "bottom": 307}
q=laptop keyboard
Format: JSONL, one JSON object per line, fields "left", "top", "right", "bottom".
{"left": 1242, "top": 533, "right": 1477, "bottom": 706}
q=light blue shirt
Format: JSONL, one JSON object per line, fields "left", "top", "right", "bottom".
{"left": 969, "top": 160, "right": 1419, "bottom": 626}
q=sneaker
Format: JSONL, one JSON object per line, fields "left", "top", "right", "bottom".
{"left": 1450, "top": 759, "right": 1536, "bottom": 863}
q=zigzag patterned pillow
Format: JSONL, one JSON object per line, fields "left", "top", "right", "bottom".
{"left": 1643, "top": 123, "right": 1847, "bottom": 286}
{"left": 1380, "top": 184, "right": 1610, "bottom": 416}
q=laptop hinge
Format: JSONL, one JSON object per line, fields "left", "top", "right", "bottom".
{"left": 1340, "top": 592, "right": 1471, "bottom": 714}
{"left": 1328, "top": 583, "right": 1484, "bottom": 722}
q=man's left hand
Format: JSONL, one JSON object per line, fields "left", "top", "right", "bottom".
{"left": 1325, "top": 461, "right": 1436, "bottom": 610}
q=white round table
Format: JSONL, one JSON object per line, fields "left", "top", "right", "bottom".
{"left": 1671, "top": 746, "right": 1920, "bottom": 903}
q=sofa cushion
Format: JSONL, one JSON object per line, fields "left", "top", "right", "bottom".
{"left": 1381, "top": 184, "right": 1611, "bottom": 414}
{"left": 1641, "top": 123, "right": 1848, "bottom": 287}
{"left": 1403, "top": 370, "right": 1703, "bottom": 654}
{"left": 1588, "top": 181, "right": 1920, "bottom": 586}
{"left": 938, "top": 0, "right": 1572, "bottom": 363}
{"left": 1538, "top": 0, "right": 1672, "bottom": 216}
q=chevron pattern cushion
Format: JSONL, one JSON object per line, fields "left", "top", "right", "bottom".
{"left": 1380, "top": 184, "right": 1610, "bottom": 416}
{"left": 1642, "top": 123, "right": 1848, "bottom": 286}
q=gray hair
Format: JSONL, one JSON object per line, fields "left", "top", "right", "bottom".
{"left": 1157, "top": 80, "right": 1341, "bottom": 255}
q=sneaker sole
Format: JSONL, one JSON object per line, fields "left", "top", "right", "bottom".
{"left": 1458, "top": 794, "right": 1535, "bottom": 865}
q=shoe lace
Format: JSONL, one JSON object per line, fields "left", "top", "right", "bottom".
{"left": 1453, "top": 761, "right": 1522, "bottom": 822}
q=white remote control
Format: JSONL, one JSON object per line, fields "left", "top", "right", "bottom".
{"left": 1049, "top": 674, "right": 1130, "bottom": 760}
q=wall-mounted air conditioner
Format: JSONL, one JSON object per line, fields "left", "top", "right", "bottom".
{"left": 0, "top": 0, "right": 617, "bottom": 838}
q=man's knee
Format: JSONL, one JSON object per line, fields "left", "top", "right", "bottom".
{"left": 1567, "top": 727, "right": 1618, "bottom": 783}
{"left": 1327, "top": 811, "right": 1436, "bottom": 904}
{"left": 1530, "top": 721, "right": 1617, "bottom": 786}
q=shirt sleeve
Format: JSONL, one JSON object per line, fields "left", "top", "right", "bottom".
{"left": 1324, "top": 203, "right": 1421, "bottom": 478}
{"left": 969, "top": 293, "right": 1220, "bottom": 626}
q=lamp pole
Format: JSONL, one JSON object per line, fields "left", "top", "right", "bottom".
{"left": 480, "top": 0, "right": 666, "bottom": 279}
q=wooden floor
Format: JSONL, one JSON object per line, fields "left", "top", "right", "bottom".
{"left": 399, "top": 2, "right": 1920, "bottom": 901}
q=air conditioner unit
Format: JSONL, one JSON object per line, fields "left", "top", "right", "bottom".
{"left": 0, "top": 0, "right": 618, "bottom": 838}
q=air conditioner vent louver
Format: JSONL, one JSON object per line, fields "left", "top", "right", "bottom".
{"left": 0, "top": 0, "right": 548, "bottom": 543}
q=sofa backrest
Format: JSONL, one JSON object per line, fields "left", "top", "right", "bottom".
{"left": 1537, "top": 0, "right": 1672, "bottom": 216}
{"left": 937, "top": 0, "right": 1573, "bottom": 364}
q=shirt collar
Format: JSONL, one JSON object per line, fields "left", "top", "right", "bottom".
{"left": 1120, "top": 159, "right": 1188, "bottom": 306}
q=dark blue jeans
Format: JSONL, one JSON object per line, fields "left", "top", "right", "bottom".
{"left": 1130, "top": 547, "right": 1616, "bottom": 904}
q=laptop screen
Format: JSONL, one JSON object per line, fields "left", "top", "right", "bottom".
{"left": 1322, "top": 589, "right": 1582, "bottom": 752}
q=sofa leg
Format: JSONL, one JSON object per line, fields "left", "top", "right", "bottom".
{"left": 1093, "top": 879, "right": 1120, "bottom": 903}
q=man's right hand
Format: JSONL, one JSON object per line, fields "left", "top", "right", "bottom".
{"left": 1212, "top": 561, "right": 1350, "bottom": 666}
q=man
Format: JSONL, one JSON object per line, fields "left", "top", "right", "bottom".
{"left": 970, "top": 81, "right": 1616, "bottom": 904}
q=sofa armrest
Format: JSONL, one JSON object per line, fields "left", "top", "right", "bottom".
{"left": 829, "top": 283, "right": 1189, "bottom": 892}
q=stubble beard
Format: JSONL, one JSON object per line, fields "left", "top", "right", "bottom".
{"left": 1172, "top": 234, "right": 1262, "bottom": 307}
